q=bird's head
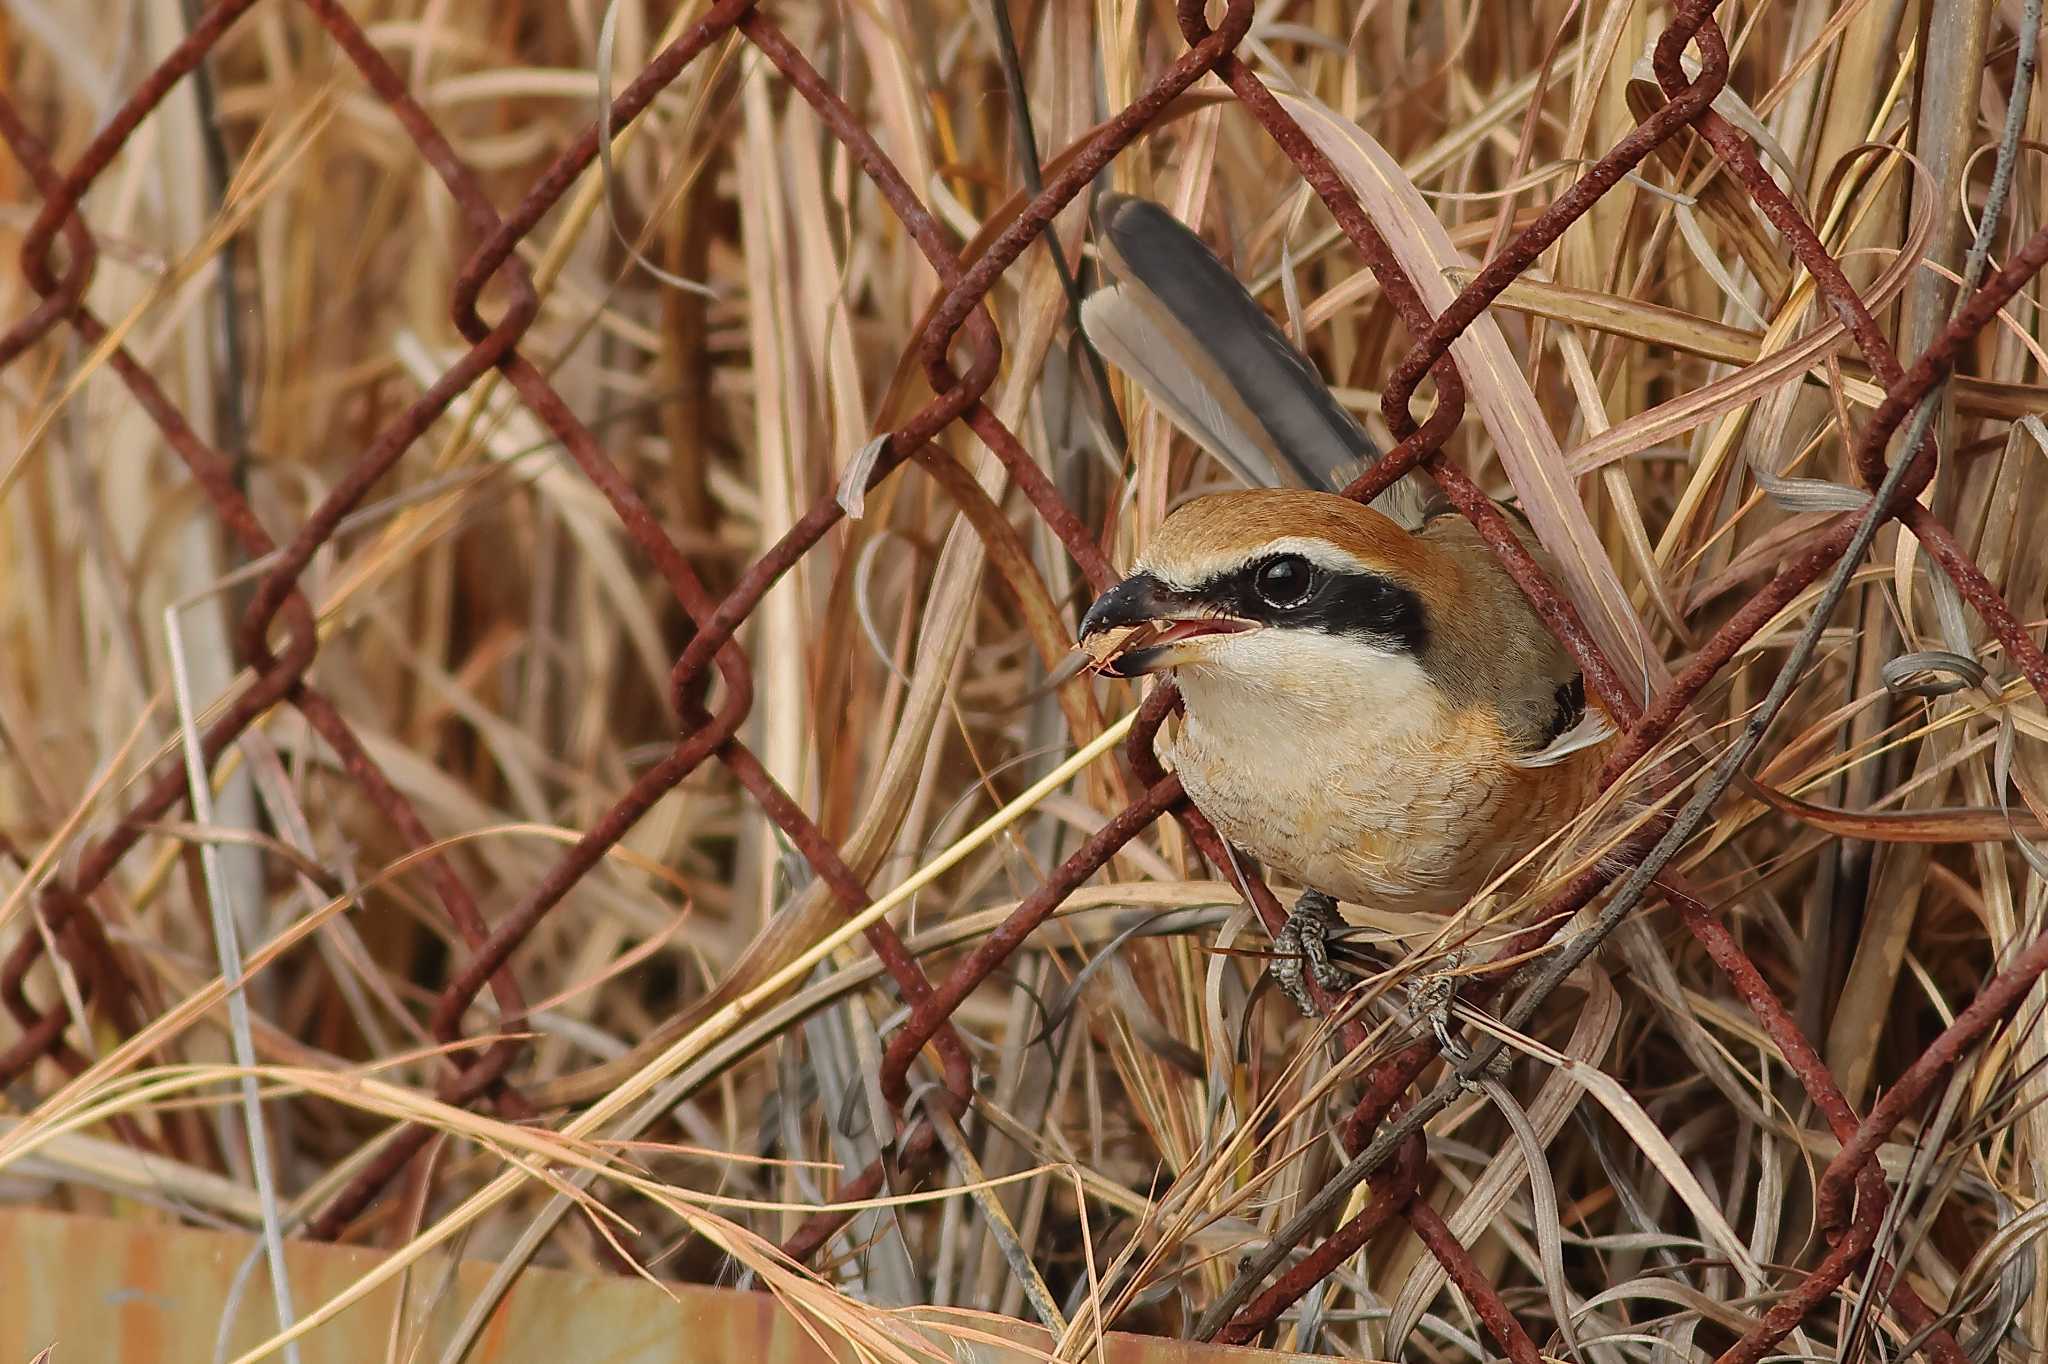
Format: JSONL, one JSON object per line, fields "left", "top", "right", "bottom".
{"left": 1077, "top": 489, "right": 1438, "bottom": 691}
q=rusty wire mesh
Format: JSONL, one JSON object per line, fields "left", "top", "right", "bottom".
{"left": 5, "top": 2, "right": 2048, "bottom": 1361}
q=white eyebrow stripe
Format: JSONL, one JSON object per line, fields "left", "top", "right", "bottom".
{"left": 1253, "top": 537, "right": 1379, "bottom": 575}
{"left": 1139, "top": 536, "right": 1378, "bottom": 590}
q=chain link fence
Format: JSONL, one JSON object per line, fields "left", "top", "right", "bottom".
{"left": 5, "top": 2, "right": 2048, "bottom": 1360}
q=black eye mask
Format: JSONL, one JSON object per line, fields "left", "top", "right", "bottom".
{"left": 1199, "top": 558, "right": 1429, "bottom": 654}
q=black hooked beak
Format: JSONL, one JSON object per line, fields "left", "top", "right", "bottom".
{"left": 1077, "top": 572, "right": 1252, "bottom": 678}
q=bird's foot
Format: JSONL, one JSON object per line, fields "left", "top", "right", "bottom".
{"left": 1271, "top": 890, "right": 1352, "bottom": 1017}
{"left": 1407, "top": 952, "right": 1461, "bottom": 1052}
{"left": 1409, "top": 951, "right": 1510, "bottom": 1085}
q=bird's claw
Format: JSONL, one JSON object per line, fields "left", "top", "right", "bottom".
{"left": 1409, "top": 951, "right": 1510, "bottom": 1087}
{"left": 1271, "top": 890, "right": 1351, "bottom": 1016}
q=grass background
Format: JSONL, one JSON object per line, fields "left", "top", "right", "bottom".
{"left": 3, "top": 0, "right": 2048, "bottom": 1359}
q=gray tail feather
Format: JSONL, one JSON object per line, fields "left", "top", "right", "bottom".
{"left": 1084, "top": 193, "right": 1431, "bottom": 527}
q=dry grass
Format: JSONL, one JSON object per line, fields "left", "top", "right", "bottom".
{"left": 3, "top": 1, "right": 2048, "bottom": 1361}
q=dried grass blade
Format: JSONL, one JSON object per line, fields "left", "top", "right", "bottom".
{"left": 1274, "top": 89, "right": 1664, "bottom": 698}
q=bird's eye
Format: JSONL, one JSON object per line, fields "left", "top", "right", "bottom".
{"left": 1253, "top": 554, "right": 1317, "bottom": 609}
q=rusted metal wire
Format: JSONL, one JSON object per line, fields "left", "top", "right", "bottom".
{"left": 1405, "top": 1198, "right": 1544, "bottom": 1364}
{"left": 1215, "top": 1127, "right": 1425, "bottom": 1347}
{"left": 4, "top": 0, "right": 2047, "bottom": 1358}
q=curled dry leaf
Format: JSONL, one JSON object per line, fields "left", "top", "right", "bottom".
{"left": 1078, "top": 623, "right": 1146, "bottom": 674}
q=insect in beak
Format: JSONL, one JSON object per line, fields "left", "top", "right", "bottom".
{"left": 1075, "top": 572, "right": 1255, "bottom": 678}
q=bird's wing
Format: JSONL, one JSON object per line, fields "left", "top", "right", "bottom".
{"left": 1085, "top": 193, "right": 1432, "bottom": 529}
{"left": 1416, "top": 511, "right": 1605, "bottom": 758}
{"left": 1510, "top": 687, "right": 1616, "bottom": 769}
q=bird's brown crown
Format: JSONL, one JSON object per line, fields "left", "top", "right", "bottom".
{"left": 1136, "top": 489, "right": 1446, "bottom": 609}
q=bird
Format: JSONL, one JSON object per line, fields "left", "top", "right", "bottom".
{"left": 1074, "top": 195, "right": 1612, "bottom": 1015}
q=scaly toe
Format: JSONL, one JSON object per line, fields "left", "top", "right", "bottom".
{"left": 1270, "top": 925, "right": 1315, "bottom": 1017}
{"left": 1268, "top": 891, "right": 1348, "bottom": 1017}
{"left": 1408, "top": 949, "right": 1467, "bottom": 1048}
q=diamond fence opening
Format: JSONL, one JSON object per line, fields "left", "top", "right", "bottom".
{"left": 5, "top": 3, "right": 2048, "bottom": 1361}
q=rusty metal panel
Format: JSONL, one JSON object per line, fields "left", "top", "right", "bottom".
{"left": 0, "top": 1209, "right": 1332, "bottom": 1363}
